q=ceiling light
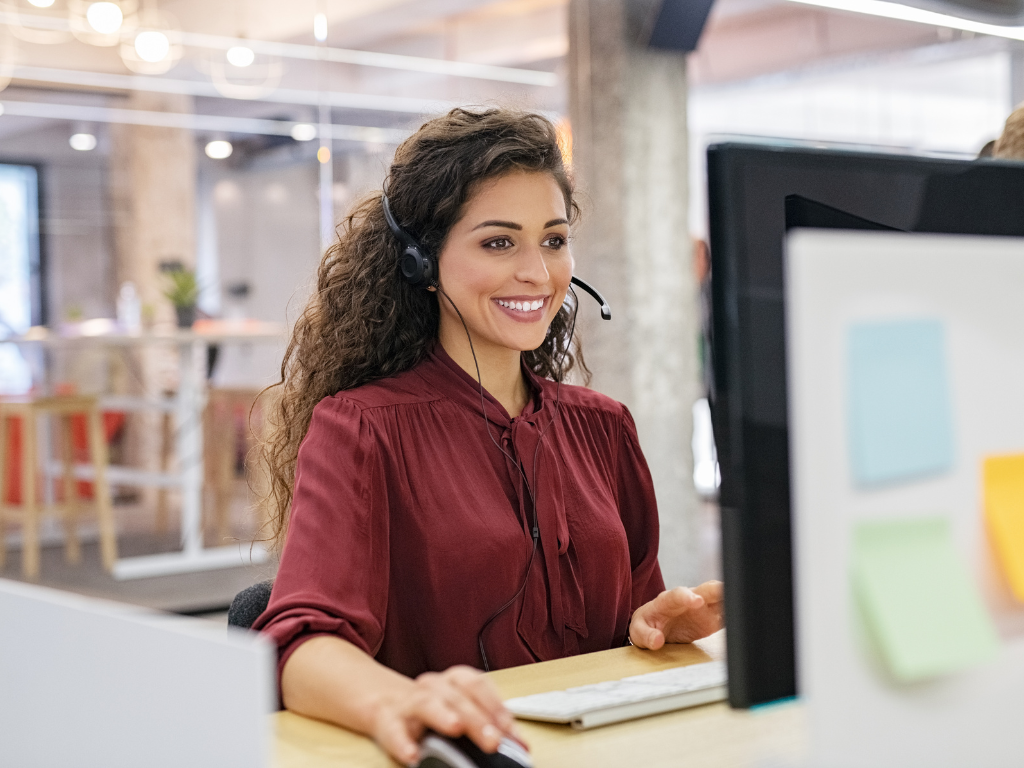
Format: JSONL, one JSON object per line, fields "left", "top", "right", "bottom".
{"left": 28, "top": 0, "right": 56, "bottom": 7}
{"left": 290, "top": 123, "right": 317, "bottom": 141}
{"left": 317, "top": 145, "right": 331, "bottom": 163}
{"left": 786, "top": 0, "right": 1024, "bottom": 40}
{"left": 86, "top": 2, "right": 124, "bottom": 35}
{"left": 134, "top": 30, "right": 170, "bottom": 63}
{"left": 313, "top": 13, "right": 328, "bottom": 42}
{"left": 70, "top": 133, "right": 97, "bottom": 151}
{"left": 226, "top": 45, "right": 255, "bottom": 67}
{"left": 205, "top": 140, "right": 233, "bottom": 159}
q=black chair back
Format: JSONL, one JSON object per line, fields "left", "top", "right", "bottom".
{"left": 228, "top": 580, "right": 274, "bottom": 630}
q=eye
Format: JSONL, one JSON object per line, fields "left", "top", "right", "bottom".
{"left": 542, "top": 234, "right": 567, "bottom": 249}
{"left": 483, "top": 237, "right": 513, "bottom": 250}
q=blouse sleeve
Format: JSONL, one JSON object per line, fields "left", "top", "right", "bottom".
{"left": 616, "top": 405, "right": 666, "bottom": 609}
{"left": 252, "top": 396, "right": 390, "bottom": 686}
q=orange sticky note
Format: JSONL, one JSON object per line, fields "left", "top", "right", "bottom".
{"left": 983, "top": 454, "right": 1024, "bottom": 601}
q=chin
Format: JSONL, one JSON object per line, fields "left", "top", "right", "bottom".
{"left": 499, "top": 331, "right": 548, "bottom": 353}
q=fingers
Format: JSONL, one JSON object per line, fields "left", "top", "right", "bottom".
{"left": 446, "top": 666, "right": 515, "bottom": 733}
{"left": 628, "top": 605, "right": 666, "bottom": 650}
{"left": 374, "top": 706, "right": 425, "bottom": 767}
{"left": 414, "top": 667, "right": 521, "bottom": 753}
{"left": 655, "top": 586, "right": 705, "bottom": 614}
{"left": 629, "top": 588, "right": 704, "bottom": 649}
{"left": 692, "top": 580, "right": 723, "bottom": 605}
{"left": 631, "top": 624, "right": 665, "bottom": 650}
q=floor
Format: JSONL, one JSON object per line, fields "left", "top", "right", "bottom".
{"left": 0, "top": 532, "right": 277, "bottom": 619}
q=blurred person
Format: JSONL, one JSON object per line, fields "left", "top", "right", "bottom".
{"left": 994, "top": 104, "right": 1024, "bottom": 159}
{"left": 253, "top": 107, "right": 723, "bottom": 766}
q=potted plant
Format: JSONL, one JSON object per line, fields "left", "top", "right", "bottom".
{"left": 163, "top": 267, "right": 200, "bottom": 328}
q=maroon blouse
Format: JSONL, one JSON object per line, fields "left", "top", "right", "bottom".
{"left": 253, "top": 345, "right": 665, "bottom": 683}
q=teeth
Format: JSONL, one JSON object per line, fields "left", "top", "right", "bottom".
{"left": 497, "top": 298, "right": 545, "bottom": 312}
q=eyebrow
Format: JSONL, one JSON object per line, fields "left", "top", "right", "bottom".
{"left": 471, "top": 218, "right": 569, "bottom": 231}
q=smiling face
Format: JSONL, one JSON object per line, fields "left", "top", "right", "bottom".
{"left": 435, "top": 170, "right": 573, "bottom": 359}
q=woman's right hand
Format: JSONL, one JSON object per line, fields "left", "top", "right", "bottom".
{"left": 372, "top": 665, "right": 523, "bottom": 766}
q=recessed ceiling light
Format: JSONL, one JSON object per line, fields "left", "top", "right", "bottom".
{"left": 86, "top": 2, "right": 124, "bottom": 35}
{"left": 226, "top": 46, "right": 255, "bottom": 68}
{"left": 70, "top": 133, "right": 98, "bottom": 151}
{"left": 290, "top": 123, "right": 317, "bottom": 142}
{"left": 317, "top": 145, "right": 331, "bottom": 163}
{"left": 313, "top": 13, "right": 328, "bottom": 42}
{"left": 28, "top": 0, "right": 56, "bottom": 7}
{"left": 135, "top": 31, "right": 170, "bottom": 63}
{"left": 205, "top": 140, "right": 233, "bottom": 160}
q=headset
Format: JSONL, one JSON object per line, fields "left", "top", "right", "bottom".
{"left": 381, "top": 191, "right": 610, "bottom": 669}
{"left": 382, "top": 192, "right": 612, "bottom": 319}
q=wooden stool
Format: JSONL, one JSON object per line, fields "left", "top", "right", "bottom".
{"left": 205, "top": 388, "right": 263, "bottom": 542}
{"left": 0, "top": 395, "right": 117, "bottom": 579}
{"left": 155, "top": 401, "right": 175, "bottom": 535}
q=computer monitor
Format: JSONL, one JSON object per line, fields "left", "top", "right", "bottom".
{"left": 706, "top": 142, "right": 1024, "bottom": 708}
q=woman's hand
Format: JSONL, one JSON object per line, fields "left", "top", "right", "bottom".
{"left": 371, "top": 665, "right": 523, "bottom": 767}
{"left": 628, "top": 581, "right": 724, "bottom": 649}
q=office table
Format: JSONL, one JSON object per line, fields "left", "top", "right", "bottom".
{"left": 7, "top": 323, "right": 283, "bottom": 579}
{"left": 274, "top": 632, "right": 807, "bottom": 767}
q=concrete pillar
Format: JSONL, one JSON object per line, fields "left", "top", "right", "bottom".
{"left": 109, "top": 92, "right": 197, "bottom": 319}
{"left": 108, "top": 92, "right": 197, "bottom": 515}
{"left": 568, "top": 0, "right": 705, "bottom": 588}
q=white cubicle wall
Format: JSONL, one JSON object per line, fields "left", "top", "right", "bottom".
{"left": 786, "top": 230, "right": 1024, "bottom": 767}
{"left": 0, "top": 578, "right": 274, "bottom": 768}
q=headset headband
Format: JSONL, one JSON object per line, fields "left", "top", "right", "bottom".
{"left": 381, "top": 194, "right": 420, "bottom": 251}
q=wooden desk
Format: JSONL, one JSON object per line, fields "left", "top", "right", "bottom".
{"left": 274, "top": 633, "right": 807, "bottom": 767}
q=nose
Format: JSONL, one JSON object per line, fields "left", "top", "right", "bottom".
{"left": 515, "top": 243, "right": 550, "bottom": 285}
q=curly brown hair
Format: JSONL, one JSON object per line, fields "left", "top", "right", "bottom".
{"left": 255, "top": 107, "right": 588, "bottom": 550}
{"left": 995, "top": 102, "right": 1024, "bottom": 160}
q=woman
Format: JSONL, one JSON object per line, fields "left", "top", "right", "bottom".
{"left": 253, "top": 107, "right": 723, "bottom": 766}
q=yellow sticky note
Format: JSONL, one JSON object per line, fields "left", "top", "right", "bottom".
{"left": 983, "top": 454, "right": 1024, "bottom": 601}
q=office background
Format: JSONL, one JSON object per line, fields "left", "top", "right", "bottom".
{"left": 0, "top": 0, "right": 1017, "bottom": 617}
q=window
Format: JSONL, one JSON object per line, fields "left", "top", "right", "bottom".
{"left": 0, "top": 164, "right": 41, "bottom": 394}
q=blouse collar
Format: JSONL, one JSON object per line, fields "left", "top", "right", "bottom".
{"left": 415, "top": 342, "right": 552, "bottom": 429}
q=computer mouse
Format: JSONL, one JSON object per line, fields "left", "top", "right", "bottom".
{"left": 416, "top": 731, "right": 533, "bottom": 768}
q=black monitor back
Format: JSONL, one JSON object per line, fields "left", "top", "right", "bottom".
{"left": 707, "top": 142, "right": 1024, "bottom": 708}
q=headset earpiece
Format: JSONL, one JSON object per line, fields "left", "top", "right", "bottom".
{"left": 382, "top": 193, "right": 438, "bottom": 289}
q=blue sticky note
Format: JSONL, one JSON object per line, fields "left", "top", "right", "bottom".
{"left": 848, "top": 319, "right": 954, "bottom": 486}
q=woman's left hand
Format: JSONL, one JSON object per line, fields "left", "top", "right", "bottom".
{"left": 628, "top": 581, "right": 724, "bottom": 649}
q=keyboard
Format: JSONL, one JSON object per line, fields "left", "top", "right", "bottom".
{"left": 504, "top": 660, "right": 727, "bottom": 730}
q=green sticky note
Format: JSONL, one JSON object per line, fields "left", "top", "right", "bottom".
{"left": 852, "top": 516, "right": 998, "bottom": 682}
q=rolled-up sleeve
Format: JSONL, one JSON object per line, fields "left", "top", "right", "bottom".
{"left": 616, "top": 405, "right": 666, "bottom": 609}
{"left": 252, "top": 396, "right": 390, "bottom": 686}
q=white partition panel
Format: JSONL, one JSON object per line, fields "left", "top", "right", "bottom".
{"left": 0, "top": 579, "right": 274, "bottom": 768}
{"left": 786, "top": 230, "right": 1024, "bottom": 768}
